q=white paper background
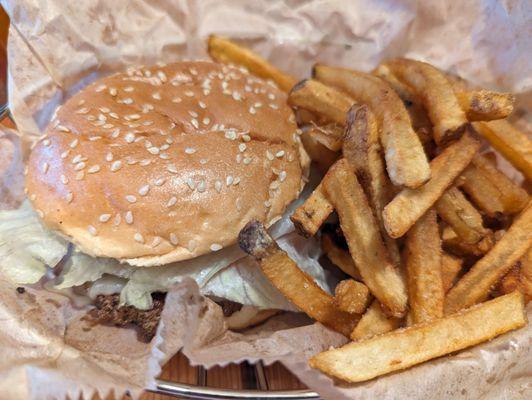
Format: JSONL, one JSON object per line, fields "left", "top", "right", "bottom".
{"left": 1, "top": 0, "right": 531, "bottom": 399}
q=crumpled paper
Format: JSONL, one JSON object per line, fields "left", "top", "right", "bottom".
{"left": 1, "top": 0, "right": 531, "bottom": 399}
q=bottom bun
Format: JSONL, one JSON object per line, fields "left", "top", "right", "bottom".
{"left": 225, "top": 306, "right": 280, "bottom": 330}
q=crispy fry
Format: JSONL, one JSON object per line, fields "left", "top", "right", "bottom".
{"left": 288, "top": 79, "right": 354, "bottom": 126}
{"left": 310, "top": 292, "right": 526, "bottom": 383}
{"left": 435, "top": 186, "right": 491, "bottom": 244}
{"left": 383, "top": 132, "right": 480, "bottom": 238}
{"left": 441, "top": 252, "right": 464, "bottom": 292}
{"left": 343, "top": 105, "right": 401, "bottom": 265}
{"left": 455, "top": 90, "right": 514, "bottom": 121}
{"left": 383, "top": 58, "right": 468, "bottom": 144}
{"left": 405, "top": 209, "right": 444, "bottom": 324}
{"left": 313, "top": 64, "right": 430, "bottom": 188}
{"left": 373, "top": 64, "right": 433, "bottom": 145}
{"left": 323, "top": 159, "right": 407, "bottom": 317}
{"left": 321, "top": 234, "right": 361, "bottom": 280}
{"left": 445, "top": 201, "right": 532, "bottom": 314}
{"left": 473, "top": 120, "right": 532, "bottom": 181}
{"left": 497, "top": 248, "right": 532, "bottom": 303}
{"left": 291, "top": 182, "right": 333, "bottom": 237}
{"left": 299, "top": 130, "right": 339, "bottom": 173}
{"left": 441, "top": 225, "right": 494, "bottom": 257}
{"left": 307, "top": 124, "right": 343, "bottom": 151}
{"left": 334, "top": 280, "right": 371, "bottom": 314}
{"left": 350, "top": 300, "right": 401, "bottom": 341}
{"left": 207, "top": 35, "right": 296, "bottom": 92}
{"left": 238, "top": 221, "right": 358, "bottom": 336}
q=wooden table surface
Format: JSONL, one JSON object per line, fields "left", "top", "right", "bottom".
{"left": 0, "top": 6, "right": 306, "bottom": 399}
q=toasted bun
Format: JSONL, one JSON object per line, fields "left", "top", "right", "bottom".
{"left": 26, "top": 61, "right": 304, "bottom": 266}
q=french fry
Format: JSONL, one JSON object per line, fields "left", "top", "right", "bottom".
{"left": 350, "top": 300, "right": 401, "bottom": 341}
{"left": 473, "top": 120, "right": 532, "bottom": 181}
{"left": 497, "top": 248, "right": 531, "bottom": 303}
{"left": 313, "top": 64, "right": 430, "bottom": 189}
{"left": 383, "top": 58, "right": 468, "bottom": 144}
{"left": 334, "top": 280, "right": 371, "bottom": 314}
{"left": 435, "top": 186, "right": 492, "bottom": 244}
{"left": 455, "top": 90, "right": 514, "bottom": 121}
{"left": 207, "top": 35, "right": 296, "bottom": 92}
{"left": 310, "top": 291, "right": 526, "bottom": 383}
{"left": 445, "top": 201, "right": 532, "bottom": 314}
{"left": 288, "top": 79, "right": 354, "bottom": 126}
{"left": 238, "top": 220, "right": 358, "bottom": 336}
{"left": 307, "top": 123, "right": 343, "bottom": 151}
{"left": 343, "top": 105, "right": 401, "bottom": 265}
{"left": 321, "top": 234, "right": 361, "bottom": 280}
{"left": 383, "top": 132, "right": 480, "bottom": 238}
{"left": 441, "top": 252, "right": 464, "bottom": 292}
{"left": 291, "top": 182, "right": 333, "bottom": 237}
{"left": 405, "top": 209, "right": 444, "bottom": 324}
{"left": 373, "top": 64, "right": 433, "bottom": 145}
{"left": 323, "top": 159, "right": 407, "bottom": 317}
{"left": 441, "top": 225, "right": 494, "bottom": 257}
{"left": 299, "top": 130, "right": 339, "bottom": 173}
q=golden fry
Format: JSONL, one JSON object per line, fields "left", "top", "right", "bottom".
{"left": 445, "top": 201, "right": 532, "bottom": 314}
{"left": 299, "top": 130, "right": 339, "bottom": 173}
{"left": 343, "top": 105, "right": 401, "bottom": 265}
{"left": 497, "top": 248, "right": 531, "bottom": 303}
{"left": 350, "top": 300, "right": 401, "bottom": 341}
{"left": 291, "top": 182, "right": 334, "bottom": 237}
{"left": 441, "top": 252, "right": 464, "bottom": 292}
{"left": 383, "top": 132, "right": 480, "bottom": 238}
{"left": 473, "top": 120, "right": 532, "bottom": 181}
{"left": 314, "top": 64, "right": 430, "bottom": 188}
{"left": 441, "top": 225, "right": 494, "bottom": 257}
{"left": 310, "top": 292, "right": 526, "bottom": 383}
{"left": 306, "top": 124, "right": 343, "bottom": 151}
{"left": 207, "top": 35, "right": 296, "bottom": 92}
{"left": 288, "top": 79, "right": 354, "bottom": 126}
{"left": 334, "top": 280, "right": 371, "bottom": 314}
{"left": 455, "top": 90, "right": 514, "bottom": 121}
{"left": 323, "top": 159, "right": 407, "bottom": 317}
{"left": 405, "top": 209, "right": 444, "bottom": 324}
{"left": 435, "top": 186, "right": 491, "bottom": 244}
{"left": 238, "top": 221, "right": 358, "bottom": 336}
{"left": 321, "top": 234, "right": 361, "bottom": 280}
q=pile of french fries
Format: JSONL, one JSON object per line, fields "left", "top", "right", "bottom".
{"left": 209, "top": 36, "right": 531, "bottom": 383}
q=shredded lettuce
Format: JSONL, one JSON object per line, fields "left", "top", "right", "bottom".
{"left": 0, "top": 201, "right": 68, "bottom": 284}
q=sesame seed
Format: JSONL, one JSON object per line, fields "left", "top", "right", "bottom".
{"left": 266, "top": 150, "right": 274, "bottom": 161}
{"left": 93, "top": 120, "right": 105, "bottom": 127}
{"left": 95, "top": 84, "right": 107, "bottom": 92}
{"left": 170, "top": 233, "right": 178, "bottom": 245}
{"left": 166, "top": 137, "right": 174, "bottom": 144}
{"left": 242, "top": 134, "right": 251, "bottom": 142}
{"left": 152, "top": 92, "right": 161, "bottom": 100}
{"left": 111, "top": 129, "right": 120, "bottom": 138}
{"left": 74, "top": 162, "right": 86, "bottom": 171}
{"left": 186, "top": 178, "right": 195, "bottom": 190}
{"left": 269, "top": 103, "right": 279, "bottom": 109}
{"left": 138, "top": 184, "right": 150, "bottom": 196}
{"left": 88, "top": 225, "right": 97, "bottom": 236}
{"left": 140, "top": 159, "right": 151, "bottom": 166}
{"left": 87, "top": 165, "right": 100, "bottom": 174}
{"left": 154, "top": 178, "right": 165, "bottom": 186}
{"left": 279, "top": 171, "right": 287, "bottom": 181}
{"left": 110, "top": 161, "right": 122, "bottom": 171}
{"left": 238, "top": 143, "right": 246, "bottom": 152}
{"left": 199, "top": 158, "right": 207, "bottom": 165}
{"left": 167, "top": 164, "right": 178, "bottom": 173}
{"left": 236, "top": 154, "right": 242, "bottom": 163}
{"left": 99, "top": 214, "right": 111, "bottom": 223}
{"left": 191, "top": 119, "right": 199, "bottom": 129}
{"left": 36, "top": 209, "right": 44, "bottom": 218}
{"left": 87, "top": 115, "right": 96, "bottom": 121}
{"left": 254, "top": 102, "right": 263, "bottom": 108}
{"left": 233, "top": 177, "right": 241, "bottom": 185}
{"left": 166, "top": 196, "right": 177, "bottom": 207}
{"left": 125, "top": 211, "right": 133, "bottom": 224}
{"left": 287, "top": 153, "right": 294, "bottom": 162}
{"left": 42, "top": 162, "right": 49, "bottom": 173}
{"left": 210, "top": 243, "right": 222, "bottom": 251}
{"left": 185, "top": 91, "right": 194, "bottom": 97}
{"left": 185, "top": 147, "right": 196, "bottom": 154}
{"left": 232, "top": 91, "right": 242, "bottom": 101}
{"left": 243, "top": 157, "right": 252, "bottom": 165}
{"left": 126, "top": 195, "right": 137, "bottom": 203}
{"left": 66, "top": 192, "right": 74, "bottom": 203}
{"left": 103, "top": 124, "right": 114, "bottom": 129}
{"left": 57, "top": 124, "right": 70, "bottom": 133}
{"left": 70, "top": 139, "right": 79, "bottom": 148}
{"left": 76, "top": 107, "right": 90, "bottom": 114}
{"left": 157, "top": 71, "right": 167, "bottom": 82}
{"left": 160, "top": 144, "right": 170, "bottom": 151}
{"left": 134, "top": 233, "right": 144, "bottom": 243}
{"left": 226, "top": 175, "right": 233, "bottom": 186}
{"left": 198, "top": 101, "right": 206, "bottom": 109}
{"left": 268, "top": 93, "right": 275, "bottom": 100}
{"left": 60, "top": 175, "right": 68, "bottom": 184}
{"left": 125, "top": 132, "right": 135, "bottom": 143}
{"left": 249, "top": 106, "right": 256, "bottom": 114}
{"left": 106, "top": 152, "right": 113, "bottom": 162}
{"left": 188, "top": 240, "right": 197, "bottom": 252}
{"left": 159, "top": 153, "right": 170, "bottom": 159}
{"left": 123, "top": 98, "right": 133, "bottom": 105}
{"left": 236, "top": 198, "right": 242, "bottom": 211}
{"left": 276, "top": 150, "right": 285, "bottom": 158}
{"left": 75, "top": 171, "right": 85, "bottom": 180}
{"left": 264, "top": 200, "right": 272, "bottom": 207}
{"left": 109, "top": 112, "right": 119, "bottom": 119}
{"left": 61, "top": 150, "right": 70, "bottom": 159}
{"left": 188, "top": 110, "right": 198, "bottom": 118}
{"left": 172, "top": 97, "right": 182, "bottom": 103}
{"left": 151, "top": 237, "right": 162, "bottom": 248}
{"left": 124, "top": 86, "right": 134, "bottom": 92}
{"left": 114, "top": 214, "right": 122, "bottom": 226}
{"left": 128, "top": 114, "right": 141, "bottom": 120}
{"left": 78, "top": 99, "right": 86, "bottom": 106}
{"left": 215, "top": 180, "right": 222, "bottom": 193}
{"left": 244, "top": 85, "right": 252, "bottom": 92}
{"left": 42, "top": 139, "right": 51, "bottom": 146}
{"left": 127, "top": 158, "right": 138, "bottom": 165}
{"left": 148, "top": 147, "right": 160, "bottom": 155}
{"left": 197, "top": 180, "right": 206, "bottom": 192}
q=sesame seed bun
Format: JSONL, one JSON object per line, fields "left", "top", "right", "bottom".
{"left": 26, "top": 61, "right": 305, "bottom": 266}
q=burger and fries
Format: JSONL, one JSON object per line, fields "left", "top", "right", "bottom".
{"left": 210, "top": 36, "right": 531, "bottom": 382}
{"left": 6, "top": 32, "right": 530, "bottom": 387}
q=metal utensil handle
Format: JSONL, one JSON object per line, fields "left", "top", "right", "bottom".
{"left": 153, "top": 379, "right": 320, "bottom": 400}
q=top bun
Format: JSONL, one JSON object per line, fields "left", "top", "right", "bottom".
{"left": 26, "top": 61, "right": 305, "bottom": 266}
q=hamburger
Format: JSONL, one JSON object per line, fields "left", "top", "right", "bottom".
{"left": 1, "top": 60, "right": 331, "bottom": 340}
